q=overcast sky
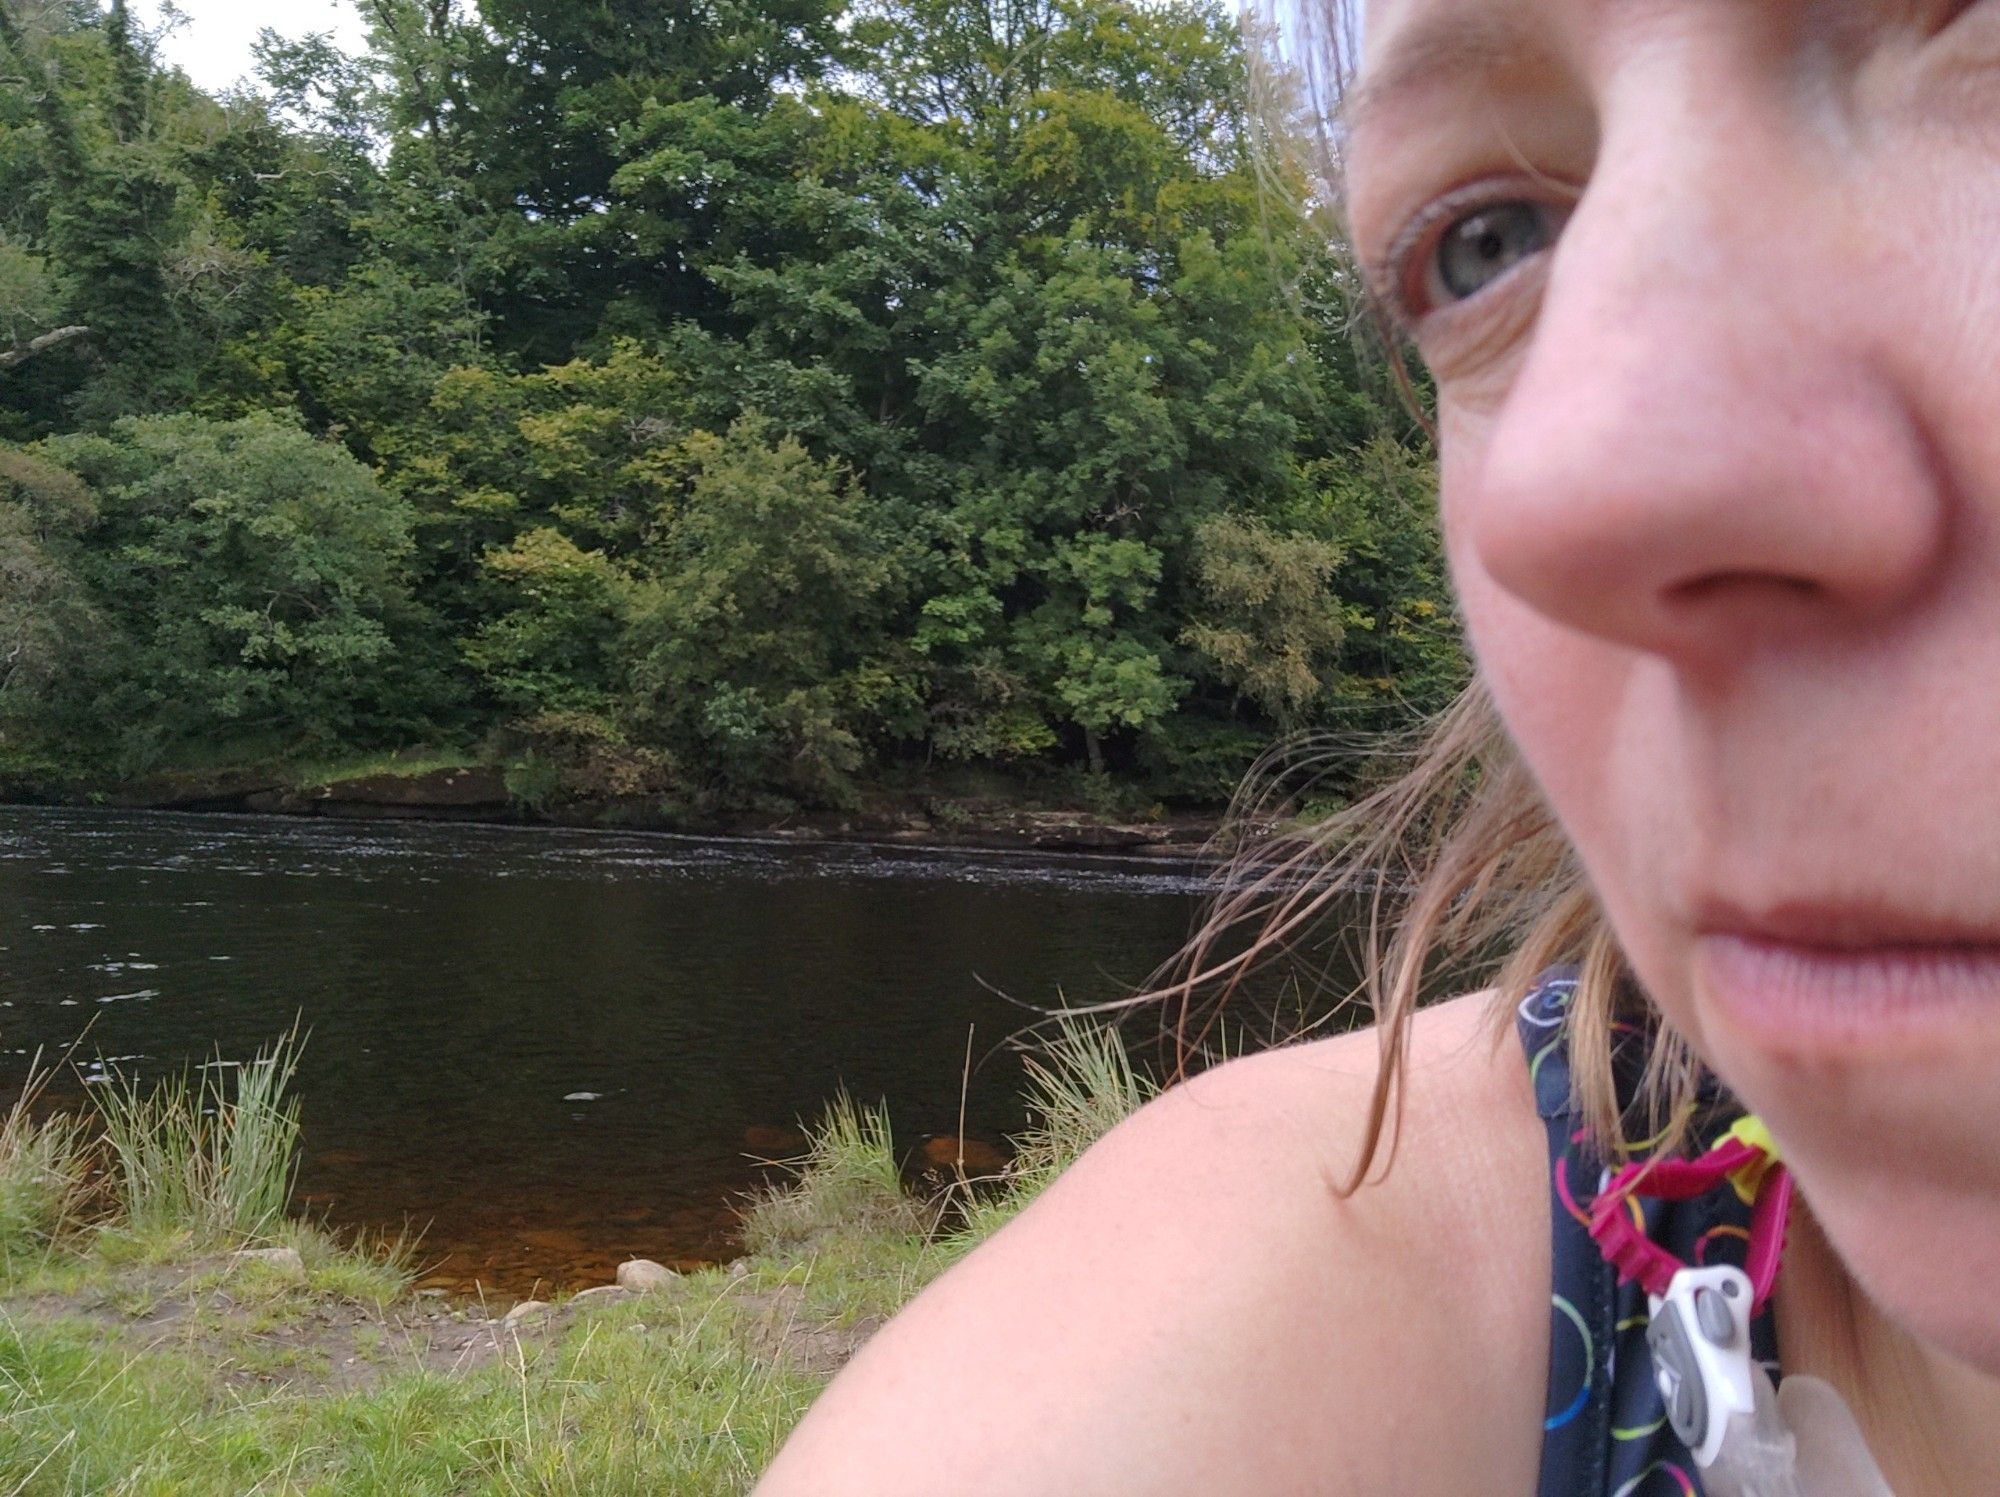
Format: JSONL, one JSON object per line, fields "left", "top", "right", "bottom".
{"left": 138, "top": 0, "right": 370, "bottom": 94}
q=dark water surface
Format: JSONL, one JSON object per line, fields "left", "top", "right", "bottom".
{"left": 0, "top": 807, "right": 1217, "bottom": 1294}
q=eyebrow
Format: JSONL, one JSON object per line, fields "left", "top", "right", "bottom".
{"left": 1342, "top": 12, "right": 1548, "bottom": 140}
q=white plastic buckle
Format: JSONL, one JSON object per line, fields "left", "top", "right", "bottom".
{"left": 1648, "top": 1264, "right": 1761, "bottom": 1468}
{"left": 1649, "top": 1266, "right": 1818, "bottom": 1496}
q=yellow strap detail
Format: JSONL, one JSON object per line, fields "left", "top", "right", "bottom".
{"left": 1723, "top": 1115, "right": 1780, "bottom": 1206}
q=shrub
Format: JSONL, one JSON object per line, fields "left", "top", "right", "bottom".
{"left": 499, "top": 709, "right": 676, "bottom": 811}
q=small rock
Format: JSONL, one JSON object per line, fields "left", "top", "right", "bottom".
{"left": 917, "top": 1135, "right": 1009, "bottom": 1175}
{"left": 742, "top": 1124, "right": 810, "bottom": 1157}
{"left": 728, "top": 1261, "right": 750, "bottom": 1279}
{"left": 228, "top": 1246, "right": 306, "bottom": 1281}
{"left": 569, "top": 1284, "right": 631, "bottom": 1308}
{"left": 616, "top": 1258, "right": 674, "bottom": 1293}
{"left": 503, "top": 1299, "right": 552, "bottom": 1325}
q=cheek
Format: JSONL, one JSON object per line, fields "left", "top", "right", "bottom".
{"left": 1437, "top": 422, "right": 1703, "bottom": 1011}
{"left": 1439, "top": 418, "right": 1630, "bottom": 848}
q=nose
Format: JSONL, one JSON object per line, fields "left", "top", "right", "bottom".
{"left": 1465, "top": 130, "right": 1947, "bottom": 665}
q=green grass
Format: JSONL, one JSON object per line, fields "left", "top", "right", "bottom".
{"left": 958, "top": 1013, "right": 1156, "bottom": 1239}
{"left": 738, "top": 1092, "right": 932, "bottom": 1260}
{"left": 0, "top": 1014, "right": 1156, "bottom": 1494}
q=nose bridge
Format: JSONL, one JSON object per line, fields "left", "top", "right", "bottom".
{"left": 1465, "top": 95, "right": 1945, "bottom": 661}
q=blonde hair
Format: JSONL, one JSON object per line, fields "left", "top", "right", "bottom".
{"left": 1151, "top": 680, "right": 1709, "bottom": 1190}
{"left": 1130, "top": 2, "right": 1712, "bottom": 1188}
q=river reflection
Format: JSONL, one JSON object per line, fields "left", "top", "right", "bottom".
{"left": 0, "top": 808, "right": 1222, "bottom": 1294}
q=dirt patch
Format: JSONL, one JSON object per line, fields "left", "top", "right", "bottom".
{"left": 4, "top": 1263, "right": 552, "bottom": 1395}
{"left": 733, "top": 1284, "right": 882, "bottom": 1378}
{"left": 1, "top": 1258, "right": 886, "bottom": 1398}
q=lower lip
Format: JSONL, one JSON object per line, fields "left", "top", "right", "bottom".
{"left": 1697, "top": 934, "right": 2000, "bottom": 1051}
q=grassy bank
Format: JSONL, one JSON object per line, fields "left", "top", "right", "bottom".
{"left": 0, "top": 1021, "right": 1153, "bottom": 1493}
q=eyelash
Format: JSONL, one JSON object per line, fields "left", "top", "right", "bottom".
{"left": 1370, "top": 179, "right": 1575, "bottom": 332}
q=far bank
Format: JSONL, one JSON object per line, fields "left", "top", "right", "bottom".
{"left": 0, "top": 754, "right": 1270, "bottom": 858}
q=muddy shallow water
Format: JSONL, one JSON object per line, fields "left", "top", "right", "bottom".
{"left": 0, "top": 807, "right": 1229, "bottom": 1295}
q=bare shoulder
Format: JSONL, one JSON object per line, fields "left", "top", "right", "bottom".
{"left": 756, "top": 995, "right": 1552, "bottom": 1496}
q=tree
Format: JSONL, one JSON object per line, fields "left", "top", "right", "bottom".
{"left": 463, "top": 528, "right": 632, "bottom": 717}
{"left": 0, "top": 447, "right": 94, "bottom": 718}
{"left": 1182, "top": 514, "right": 1346, "bottom": 729}
{"left": 0, "top": 0, "right": 1464, "bottom": 806}
{"left": 40, "top": 413, "right": 439, "bottom": 768}
{"left": 623, "top": 416, "right": 916, "bottom": 802}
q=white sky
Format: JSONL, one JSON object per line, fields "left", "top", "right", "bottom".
{"left": 139, "top": 0, "right": 371, "bottom": 95}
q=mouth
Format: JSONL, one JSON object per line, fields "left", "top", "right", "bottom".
{"left": 1694, "top": 903, "right": 2000, "bottom": 1052}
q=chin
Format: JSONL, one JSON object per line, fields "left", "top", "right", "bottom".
{"left": 1807, "top": 1174, "right": 2000, "bottom": 1375}
{"left": 1679, "top": 988, "right": 2000, "bottom": 1373}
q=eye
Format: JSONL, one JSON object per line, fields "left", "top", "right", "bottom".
{"left": 1430, "top": 200, "right": 1564, "bottom": 304}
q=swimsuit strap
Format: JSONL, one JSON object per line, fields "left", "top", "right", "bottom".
{"left": 1516, "top": 973, "right": 1782, "bottom": 1497}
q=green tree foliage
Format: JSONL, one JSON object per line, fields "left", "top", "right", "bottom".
{"left": 0, "top": 449, "right": 95, "bottom": 718}
{"left": 23, "top": 415, "right": 433, "bottom": 770}
{"left": 625, "top": 417, "right": 915, "bottom": 801}
{"left": 1183, "top": 515, "right": 1347, "bottom": 731}
{"left": 0, "top": 0, "right": 1459, "bottom": 809}
{"left": 464, "top": 528, "right": 633, "bottom": 717}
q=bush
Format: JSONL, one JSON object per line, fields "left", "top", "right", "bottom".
{"left": 34, "top": 414, "right": 442, "bottom": 772}
{"left": 499, "top": 710, "right": 676, "bottom": 811}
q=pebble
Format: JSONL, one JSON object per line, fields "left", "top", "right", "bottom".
{"left": 616, "top": 1258, "right": 675, "bottom": 1293}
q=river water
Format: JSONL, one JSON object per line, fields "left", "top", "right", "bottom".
{"left": 0, "top": 807, "right": 1228, "bottom": 1294}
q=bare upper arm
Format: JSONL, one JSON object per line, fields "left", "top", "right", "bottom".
{"left": 755, "top": 994, "right": 1553, "bottom": 1496}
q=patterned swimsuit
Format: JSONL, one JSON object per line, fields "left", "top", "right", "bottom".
{"left": 1517, "top": 973, "right": 1783, "bottom": 1497}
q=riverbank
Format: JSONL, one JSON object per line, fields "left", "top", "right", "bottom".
{"left": 0, "top": 753, "right": 1259, "bottom": 858}
{"left": 0, "top": 1022, "right": 1153, "bottom": 1493}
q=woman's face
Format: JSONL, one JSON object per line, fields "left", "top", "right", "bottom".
{"left": 1345, "top": 0, "right": 2000, "bottom": 1370}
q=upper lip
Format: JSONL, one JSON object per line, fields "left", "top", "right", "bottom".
{"left": 1693, "top": 898, "right": 2000, "bottom": 952}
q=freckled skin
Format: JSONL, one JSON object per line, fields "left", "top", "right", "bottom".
{"left": 1354, "top": 0, "right": 2000, "bottom": 1479}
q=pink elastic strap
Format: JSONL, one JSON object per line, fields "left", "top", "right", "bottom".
{"left": 1587, "top": 1140, "right": 1792, "bottom": 1312}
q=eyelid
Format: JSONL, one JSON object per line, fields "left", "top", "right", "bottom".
{"left": 1369, "top": 176, "right": 1580, "bottom": 331}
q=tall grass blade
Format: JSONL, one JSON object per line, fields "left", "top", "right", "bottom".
{"left": 0, "top": 1051, "right": 89, "bottom": 1260}
{"left": 739, "top": 1092, "right": 928, "bottom": 1256}
{"left": 91, "top": 1029, "right": 306, "bottom": 1247}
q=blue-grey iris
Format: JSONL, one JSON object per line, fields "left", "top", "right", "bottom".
{"left": 1437, "top": 203, "right": 1554, "bottom": 301}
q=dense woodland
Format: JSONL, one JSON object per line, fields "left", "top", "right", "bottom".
{"left": 0, "top": 0, "right": 1457, "bottom": 817}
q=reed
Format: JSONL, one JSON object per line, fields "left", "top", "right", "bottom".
{"left": 0, "top": 1052, "right": 88, "bottom": 1259}
{"left": 93, "top": 1030, "right": 303, "bottom": 1245}
{"left": 739, "top": 1092, "right": 931, "bottom": 1256}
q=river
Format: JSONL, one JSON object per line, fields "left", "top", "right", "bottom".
{"left": 0, "top": 806, "right": 1233, "bottom": 1294}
